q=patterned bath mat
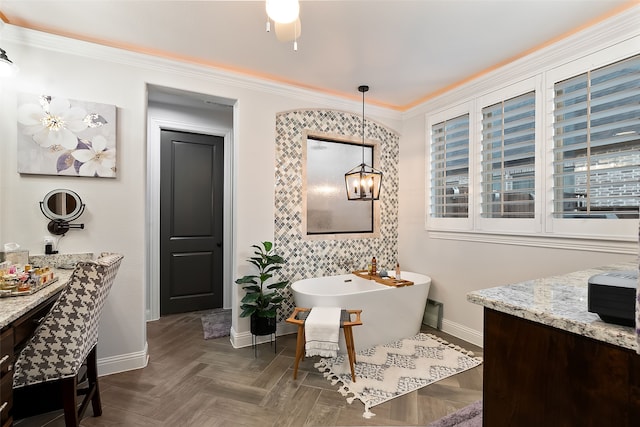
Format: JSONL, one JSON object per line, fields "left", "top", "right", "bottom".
{"left": 201, "top": 309, "right": 232, "bottom": 340}
{"left": 315, "top": 333, "right": 482, "bottom": 418}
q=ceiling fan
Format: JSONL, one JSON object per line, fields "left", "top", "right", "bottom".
{"left": 265, "top": 0, "right": 302, "bottom": 50}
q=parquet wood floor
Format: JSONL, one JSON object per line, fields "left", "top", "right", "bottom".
{"left": 15, "top": 311, "right": 483, "bottom": 426}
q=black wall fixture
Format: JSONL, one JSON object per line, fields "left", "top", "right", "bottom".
{"left": 40, "top": 189, "right": 85, "bottom": 236}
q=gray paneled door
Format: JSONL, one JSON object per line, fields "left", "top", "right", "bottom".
{"left": 160, "top": 130, "right": 224, "bottom": 315}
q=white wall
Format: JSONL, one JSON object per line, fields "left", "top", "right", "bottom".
{"left": 0, "top": 35, "right": 151, "bottom": 373}
{"left": 398, "top": 10, "right": 638, "bottom": 346}
{"left": 0, "top": 25, "right": 400, "bottom": 374}
{"left": 1, "top": 9, "right": 636, "bottom": 372}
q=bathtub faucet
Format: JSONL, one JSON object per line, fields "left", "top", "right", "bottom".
{"left": 339, "top": 257, "right": 355, "bottom": 273}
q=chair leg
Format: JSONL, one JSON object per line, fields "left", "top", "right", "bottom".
{"left": 301, "top": 326, "right": 305, "bottom": 362}
{"left": 343, "top": 326, "right": 356, "bottom": 382}
{"left": 293, "top": 324, "right": 305, "bottom": 379}
{"left": 63, "top": 358, "right": 101, "bottom": 427}
{"left": 87, "top": 346, "right": 102, "bottom": 416}
{"left": 346, "top": 327, "right": 357, "bottom": 364}
{"left": 61, "top": 377, "right": 79, "bottom": 427}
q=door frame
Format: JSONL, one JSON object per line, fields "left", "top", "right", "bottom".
{"left": 147, "top": 117, "right": 234, "bottom": 321}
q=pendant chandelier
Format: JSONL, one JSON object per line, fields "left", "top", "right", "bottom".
{"left": 344, "top": 85, "right": 383, "bottom": 201}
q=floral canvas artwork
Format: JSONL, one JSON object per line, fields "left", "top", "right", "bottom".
{"left": 17, "top": 93, "right": 117, "bottom": 178}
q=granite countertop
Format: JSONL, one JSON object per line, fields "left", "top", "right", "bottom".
{"left": 467, "top": 262, "right": 638, "bottom": 351}
{"left": 0, "top": 268, "right": 72, "bottom": 328}
{"left": 29, "top": 252, "right": 93, "bottom": 268}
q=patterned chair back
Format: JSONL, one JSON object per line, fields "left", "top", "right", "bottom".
{"left": 13, "top": 252, "right": 124, "bottom": 388}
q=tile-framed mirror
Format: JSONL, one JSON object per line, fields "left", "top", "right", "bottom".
{"left": 302, "top": 131, "right": 381, "bottom": 239}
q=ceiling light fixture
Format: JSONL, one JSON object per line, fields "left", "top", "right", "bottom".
{"left": 265, "top": 0, "right": 301, "bottom": 51}
{"left": 344, "top": 85, "right": 383, "bottom": 201}
{"left": 266, "top": 0, "right": 300, "bottom": 24}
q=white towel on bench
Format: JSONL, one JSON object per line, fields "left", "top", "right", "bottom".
{"left": 305, "top": 306, "right": 341, "bottom": 358}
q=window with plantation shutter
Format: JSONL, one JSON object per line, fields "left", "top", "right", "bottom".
{"left": 553, "top": 54, "right": 640, "bottom": 220}
{"left": 425, "top": 26, "right": 638, "bottom": 248}
{"left": 430, "top": 114, "right": 469, "bottom": 218}
{"left": 481, "top": 91, "right": 536, "bottom": 218}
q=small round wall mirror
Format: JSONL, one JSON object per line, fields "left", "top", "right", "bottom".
{"left": 40, "top": 189, "right": 85, "bottom": 235}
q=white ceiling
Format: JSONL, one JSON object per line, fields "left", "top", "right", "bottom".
{"left": 0, "top": 0, "right": 633, "bottom": 110}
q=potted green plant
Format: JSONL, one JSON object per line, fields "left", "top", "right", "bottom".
{"left": 235, "top": 241, "right": 290, "bottom": 335}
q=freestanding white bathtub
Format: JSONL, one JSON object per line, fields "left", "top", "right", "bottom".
{"left": 291, "top": 271, "right": 431, "bottom": 352}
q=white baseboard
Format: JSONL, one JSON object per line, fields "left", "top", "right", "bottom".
{"left": 440, "top": 318, "right": 483, "bottom": 348}
{"left": 230, "top": 322, "right": 297, "bottom": 349}
{"left": 97, "top": 342, "right": 149, "bottom": 377}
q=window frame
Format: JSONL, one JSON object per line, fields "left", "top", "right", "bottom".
{"left": 424, "top": 35, "right": 639, "bottom": 252}
{"left": 545, "top": 43, "right": 639, "bottom": 240}
{"left": 426, "top": 102, "right": 474, "bottom": 232}
{"left": 475, "top": 77, "right": 543, "bottom": 235}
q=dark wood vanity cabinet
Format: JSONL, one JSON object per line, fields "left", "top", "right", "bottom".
{"left": 1, "top": 328, "right": 14, "bottom": 427}
{"left": 483, "top": 308, "right": 640, "bottom": 427}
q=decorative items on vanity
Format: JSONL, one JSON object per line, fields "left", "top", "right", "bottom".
{"left": 0, "top": 263, "right": 57, "bottom": 297}
{"left": 0, "top": 245, "right": 29, "bottom": 265}
{"left": 0, "top": 254, "right": 90, "bottom": 326}
{"left": 0, "top": 249, "right": 92, "bottom": 299}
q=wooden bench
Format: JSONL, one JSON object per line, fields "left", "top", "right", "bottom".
{"left": 286, "top": 307, "right": 362, "bottom": 381}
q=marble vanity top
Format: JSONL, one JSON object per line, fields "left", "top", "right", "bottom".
{"left": 0, "top": 268, "right": 72, "bottom": 328}
{"left": 29, "top": 252, "right": 93, "bottom": 269}
{"left": 467, "top": 261, "right": 638, "bottom": 351}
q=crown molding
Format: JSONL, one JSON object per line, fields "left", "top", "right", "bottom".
{"left": 1, "top": 23, "right": 402, "bottom": 122}
{"left": 403, "top": 5, "right": 640, "bottom": 119}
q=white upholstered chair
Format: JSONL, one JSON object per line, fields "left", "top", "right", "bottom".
{"left": 12, "top": 252, "right": 124, "bottom": 426}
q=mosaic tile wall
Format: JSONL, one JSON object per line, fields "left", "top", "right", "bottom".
{"left": 273, "top": 109, "right": 400, "bottom": 322}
